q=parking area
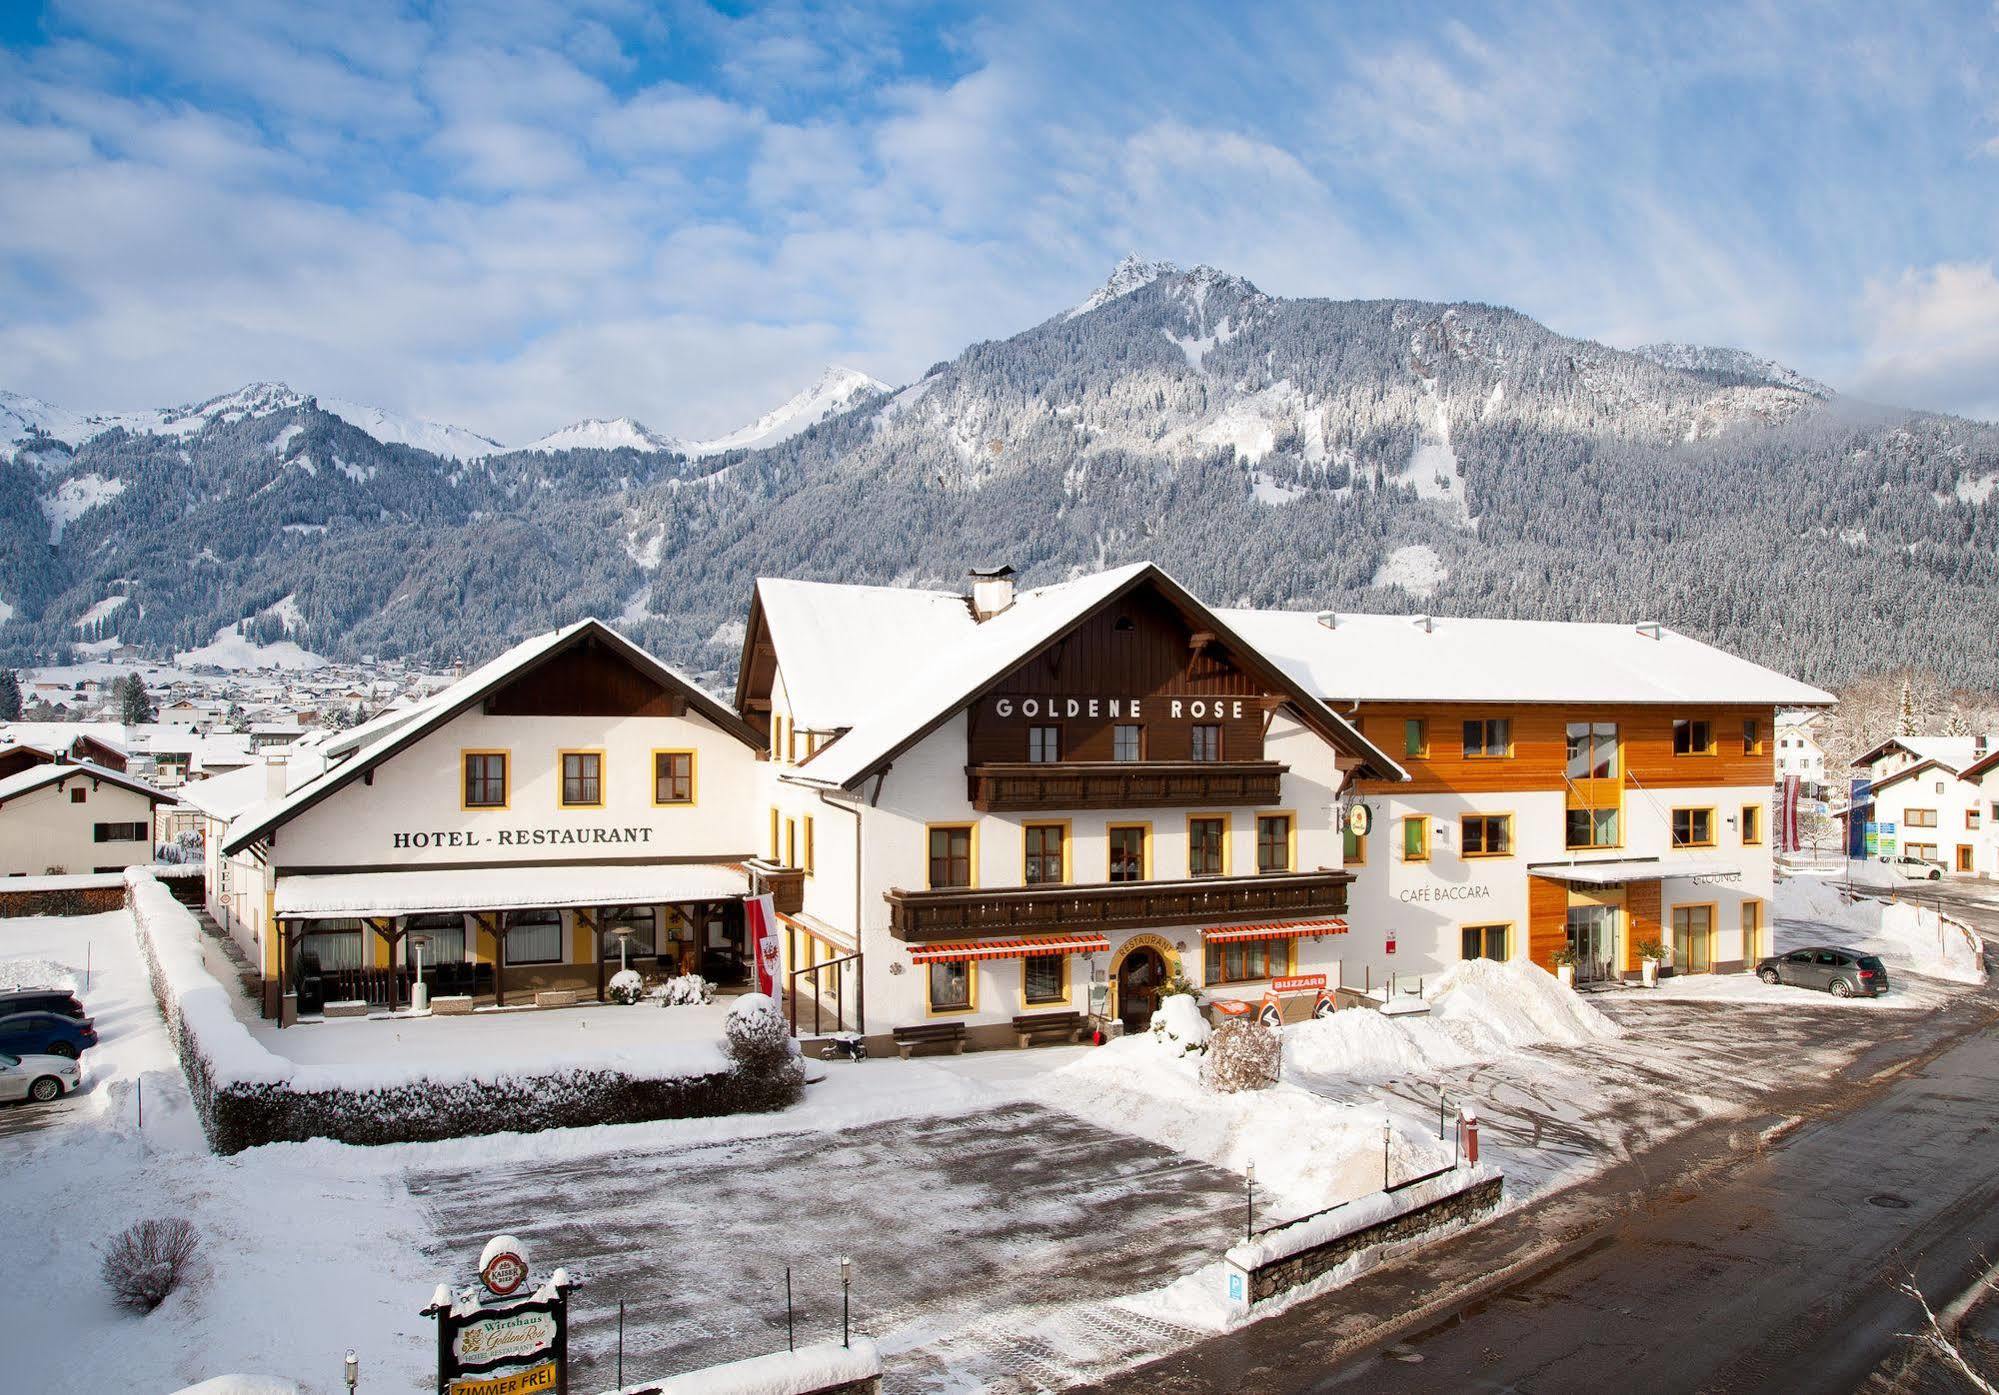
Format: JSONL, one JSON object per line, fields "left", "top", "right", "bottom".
{"left": 410, "top": 1099, "right": 1246, "bottom": 1394}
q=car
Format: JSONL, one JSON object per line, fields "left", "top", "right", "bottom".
{"left": 0, "top": 988, "right": 87, "bottom": 1020}
{"left": 1879, "top": 853, "right": 1946, "bottom": 881}
{"left": 0, "top": 1052, "right": 81, "bottom": 1103}
{"left": 1756, "top": 946, "right": 1890, "bottom": 997}
{"left": 0, "top": 1011, "right": 97, "bottom": 1058}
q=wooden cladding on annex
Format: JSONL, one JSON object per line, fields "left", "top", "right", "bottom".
{"left": 965, "top": 588, "right": 1275, "bottom": 765}
{"left": 484, "top": 638, "right": 690, "bottom": 719}
{"left": 1350, "top": 703, "right": 1777, "bottom": 796}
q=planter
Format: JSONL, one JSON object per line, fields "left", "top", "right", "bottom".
{"left": 1641, "top": 957, "right": 1660, "bottom": 988}
{"left": 1556, "top": 963, "right": 1575, "bottom": 989}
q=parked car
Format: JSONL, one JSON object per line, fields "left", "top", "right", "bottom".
{"left": 1880, "top": 853, "right": 1946, "bottom": 881}
{"left": 1756, "top": 947, "right": 1890, "bottom": 997}
{"left": 0, "top": 1051, "right": 81, "bottom": 1103}
{"left": 0, "top": 988, "right": 87, "bottom": 1020}
{"left": 0, "top": 1011, "right": 97, "bottom": 1058}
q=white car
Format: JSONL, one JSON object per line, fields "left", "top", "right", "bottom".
{"left": 1880, "top": 853, "right": 1947, "bottom": 881}
{"left": 0, "top": 1052, "right": 80, "bottom": 1103}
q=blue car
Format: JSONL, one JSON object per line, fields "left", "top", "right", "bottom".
{"left": 0, "top": 1011, "right": 98, "bottom": 1058}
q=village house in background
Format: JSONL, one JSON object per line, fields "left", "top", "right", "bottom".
{"left": 0, "top": 739, "right": 177, "bottom": 876}
{"left": 1852, "top": 735, "right": 1999, "bottom": 877}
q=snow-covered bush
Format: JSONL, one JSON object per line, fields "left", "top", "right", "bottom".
{"left": 1201, "top": 1019, "right": 1280, "bottom": 1094}
{"left": 650, "top": 974, "right": 715, "bottom": 1007}
{"left": 724, "top": 993, "right": 792, "bottom": 1074}
{"left": 102, "top": 1217, "right": 199, "bottom": 1313}
{"left": 1150, "top": 994, "right": 1212, "bottom": 1056}
{"left": 606, "top": 969, "right": 645, "bottom": 1005}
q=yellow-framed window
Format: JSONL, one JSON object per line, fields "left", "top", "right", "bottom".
{"left": 803, "top": 814, "right": 815, "bottom": 875}
{"left": 1403, "top": 718, "right": 1428, "bottom": 758}
{"left": 1022, "top": 954, "right": 1067, "bottom": 1006}
{"left": 1256, "top": 813, "right": 1294, "bottom": 872}
{"left": 1671, "top": 807, "right": 1716, "bottom": 847}
{"left": 1673, "top": 718, "right": 1716, "bottom": 755}
{"left": 1402, "top": 815, "right": 1429, "bottom": 861}
{"left": 927, "top": 824, "right": 975, "bottom": 889}
{"left": 1461, "top": 814, "right": 1513, "bottom": 857}
{"left": 559, "top": 750, "right": 603, "bottom": 807}
{"left": 927, "top": 958, "right": 975, "bottom": 1013}
{"left": 1023, "top": 823, "right": 1067, "bottom": 885}
{"left": 1188, "top": 815, "right": 1228, "bottom": 876}
{"left": 1108, "top": 823, "right": 1149, "bottom": 882}
{"left": 1462, "top": 718, "right": 1512, "bottom": 758}
{"left": 653, "top": 749, "right": 696, "bottom": 805}
{"left": 462, "top": 750, "right": 508, "bottom": 809}
{"left": 1740, "top": 804, "right": 1762, "bottom": 845}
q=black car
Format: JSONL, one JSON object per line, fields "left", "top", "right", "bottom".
{"left": 0, "top": 988, "right": 87, "bottom": 1020}
{"left": 1755, "top": 947, "right": 1890, "bottom": 997}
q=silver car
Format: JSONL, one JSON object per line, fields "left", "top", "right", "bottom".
{"left": 0, "top": 1052, "right": 81, "bottom": 1103}
{"left": 1880, "top": 854, "right": 1946, "bottom": 881}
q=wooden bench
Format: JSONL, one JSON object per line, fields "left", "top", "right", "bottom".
{"left": 892, "top": 1021, "right": 968, "bottom": 1060}
{"left": 1012, "top": 1011, "right": 1085, "bottom": 1049}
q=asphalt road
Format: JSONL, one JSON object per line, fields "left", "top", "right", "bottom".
{"left": 1084, "top": 910, "right": 1999, "bottom": 1395}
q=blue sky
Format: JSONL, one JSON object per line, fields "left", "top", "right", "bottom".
{"left": 1, "top": 0, "right": 1995, "bottom": 442}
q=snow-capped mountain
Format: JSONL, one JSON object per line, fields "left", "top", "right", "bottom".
{"left": 516, "top": 417, "right": 683, "bottom": 455}
{"left": 1067, "top": 253, "right": 1181, "bottom": 320}
{"left": 1632, "top": 343, "right": 1834, "bottom": 399}
{"left": 681, "top": 365, "right": 889, "bottom": 457}
{"left": 318, "top": 399, "right": 501, "bottom": 462}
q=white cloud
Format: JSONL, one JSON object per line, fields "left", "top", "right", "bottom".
{"left": 1853, "top": 262, "right": 1999, "bottom": 419}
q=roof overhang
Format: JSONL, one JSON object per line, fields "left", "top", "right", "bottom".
{"left": 272, "top": 861, "right": 751, "bottom": 919}
{"left": 1528, "top": 857, "right": 1742, "bottom": 887}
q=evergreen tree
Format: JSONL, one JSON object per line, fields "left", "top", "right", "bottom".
{"left": 0, "top": 668, "right": 19, "bottom": 722}
{"left": 1898, "top": 675, "right": 1917, "bottom": 737}
{"left": 118, "top": 673, "right": 155, "bottom": 725}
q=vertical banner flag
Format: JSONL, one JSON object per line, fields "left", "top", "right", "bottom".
{"left": 745, "top": 893, "right": 780, "bottom": 999}
{"left": 1781, "top": 775, "right": 1801, "bottom": 853}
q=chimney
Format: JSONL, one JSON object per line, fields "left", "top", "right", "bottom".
{"left": 1635, "top": 622, "right": 1663, "bottom": 640}
{"left": 968, "top": 565, "right": 1016, "bottom": 622}
{"left": 1316, "top": 612, "right": 1338, "bottom": 629}
{"left": 264, "top": 752, "right": 289, "bottom": 801}
{"left": 1411, "top": 615, "right": 1434, "bottom": 634}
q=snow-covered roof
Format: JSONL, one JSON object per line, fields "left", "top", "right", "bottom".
{"left": 1218, "top": 610, "right": 1837, "bottom": 707}
{"left": 175, "top": 760, "right": 274, "bottom": 821}
{"left": 1527, "top": 855, "right": 1742, "bottom": 886}
{"left": 772, "top": 563, "right": 1400, "bottom": 790}
{"left": 223, "top": 618, "right": 758, "bottom": 855}
{"left": 272, "top": 861, "right": 749, "bottom": 917}
{"left": 0, "top": 759, "right": 175, "bottom": 806}
{"left": 1850, "top": 735, "right": 1993, "bottom": 774}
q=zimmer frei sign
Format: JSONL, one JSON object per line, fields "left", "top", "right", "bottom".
{"left": 423, "top": 1235, "right": 576, "bottom": 1395}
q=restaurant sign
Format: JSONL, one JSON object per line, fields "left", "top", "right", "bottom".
{"left": 393, "top": 826, "right": 656, "bottom": 851}
{"left": 425, "top": 1236, "right": 575, "bottom": 1395}
{"left": 990, "top": 695, "right": 1250, "bottom": 721}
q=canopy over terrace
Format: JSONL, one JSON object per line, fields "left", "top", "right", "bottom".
{"left": 272, "top": 861, "right": 752, "bottom": 1012}
{"left": 1526, "top": 857, "right": 1742, "bottom": 886}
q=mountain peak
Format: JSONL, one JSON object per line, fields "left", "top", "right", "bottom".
{"left": 1067, "top": 254, "right": 1179, "bottom": 320}
{"left": 1632, "top": 343, "right": 1833, "bottom": 399}
{"left": 680, "top": 363, "right": 889, "bottom": 458}
{"left": 519, "top": 417, "right": 681, "bottom": 455}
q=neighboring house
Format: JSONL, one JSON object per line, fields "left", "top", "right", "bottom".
{"left": 1774, "top": 710, "right": 1829, "bottom": 793}
{"left": 0, "top": 761, "right": 176, "bottom": 876}
{"left": 1962, "top": 749, "right": 1999, "bottom": 877}
{"left": 1850, "top": 736, "right": 1997, "bottom": 875}
{"left": 1227, "top": 610, "right": 1832, "bottom": 984}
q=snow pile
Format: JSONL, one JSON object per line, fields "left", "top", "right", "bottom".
{"left": 1035, "top": 1021, "right": 1449, "bottom": 1212}
{"left": 651, "top": 973, "right": 716, "bottom": 1006}
{"left": 1150, "top": 994, "right": 1212, "bottom": 1055}
{"left": 1776, "top": 877, "right": 1986, "bottom": 984}
{"left": 607, "top": 967, "right": 644, "bottom": 1004}
{"left": 1283, "top": 1006, "right": 1479, "bottom": 1082}
{"left": 170, "top": 1377, "right": 300, "bottom": 1395}
{"left": 0, "top": 956, "right": 79, "bottom": 993}
{"left": 622, "top": 1338, "right": 881, "bottom": 1395}
{"left": 1426, "top": 958, "right": 1624, "bottom": 1052}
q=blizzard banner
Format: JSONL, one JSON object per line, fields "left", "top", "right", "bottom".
{"left": 745, "top": 892, "right": 780, "bottom": 999}
{"left": 1256, "top": 991, "right": 1283, "bottom": 1028}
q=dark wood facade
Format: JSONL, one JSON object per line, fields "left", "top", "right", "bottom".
{"left": 485, "top": 637, "right": 690, "bottom": 719}
{"left": 967, "top": 760, "right": 1286, "bottom": 811}
{"left": 886, "top": 869, "right": 1351, "bottom": 942}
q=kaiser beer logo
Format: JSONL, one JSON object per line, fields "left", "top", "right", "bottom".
{"left": 481, "top": 1248, "right": 529, "bottom": 1297}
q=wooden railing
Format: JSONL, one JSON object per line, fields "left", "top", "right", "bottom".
{"left": 746, "top": 861, "right": 806, "bottom": 915}
{"left": 886, "top": 869, "right": 1350, "bottom": 942}
{"left": 966, "top": 760, "right": 1287, "bottom": 811}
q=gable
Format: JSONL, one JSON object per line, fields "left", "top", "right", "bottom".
{"left": 486, "top": 634, "right": 690, "bottom": 719}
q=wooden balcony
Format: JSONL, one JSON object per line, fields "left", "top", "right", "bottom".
{"left": 746, "top": 861, "right": 806, "bottom": 915}
{"left": 886, "top": 869, "right": 1350, "bottom": 943}
{"left": 966, "top": 760, "right": 1286, "bottom": 811}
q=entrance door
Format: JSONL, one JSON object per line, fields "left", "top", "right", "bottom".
{"left": 1564, "top": 904, "right": 1618, "bottom": 983}
{"left": 1672, "top": 905, "right": 1715, "bottom": 974}
{"left": 1959, "top": 845, "right": 1975, "bottom": 873}
{"left": 1116, "top": 947, "right": 1166, "bottom": 1032}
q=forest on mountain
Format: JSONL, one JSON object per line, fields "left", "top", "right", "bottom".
{"left": 2, "top": 262, "right": 1995, "bottom": 694}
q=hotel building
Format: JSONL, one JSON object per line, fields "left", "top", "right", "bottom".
{"left": 207, "top": 562, "right": 1832, "bottom": 1047}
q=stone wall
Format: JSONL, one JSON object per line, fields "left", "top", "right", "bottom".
{"left": 1233, "top": 1167, "right": 1504, "bottom": 1304}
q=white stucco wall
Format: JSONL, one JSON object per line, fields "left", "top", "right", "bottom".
{"left": 1869, "top": 771, "right": 1983, "bottom": 875}
{"left": 0, "top": 776, "right": 158, "bottom": 876}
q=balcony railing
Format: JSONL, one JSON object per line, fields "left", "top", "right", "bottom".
{"left": 746, "top": 860, "right": 806, "bottom": 915}
{"left": 886, "top": 869, "right": 1350, "bottom": 942}
{"left": 966, "top": 760, "right": 1286, "bottom": 811}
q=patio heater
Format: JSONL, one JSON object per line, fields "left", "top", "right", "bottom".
{"left": 614, "top": 926, "right": 635, "bottom": 976}
{"left": 409, "top": 935, "right": 430, "bottom": 1014}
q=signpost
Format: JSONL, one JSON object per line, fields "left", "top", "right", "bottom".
{"left": 424, "top": 1236, "right": 576, "bottom": 1395}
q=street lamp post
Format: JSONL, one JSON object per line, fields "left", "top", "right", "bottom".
{"left": 840, "top": 1256, "right": 852, "bottom": 1348}
{"left": 344, "top": 1349, "right": 358, "bottom": 1392}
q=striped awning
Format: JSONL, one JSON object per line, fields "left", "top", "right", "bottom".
{"left": 1203, "top": 917, "right": 1348, "bottom": 944}
{"left": 908, "top": 933, "right": 1111, "bottom": 964}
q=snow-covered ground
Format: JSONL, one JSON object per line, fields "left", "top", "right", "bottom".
{"left": 2, "top": 888, "right": 1988, "bottom": 1395}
